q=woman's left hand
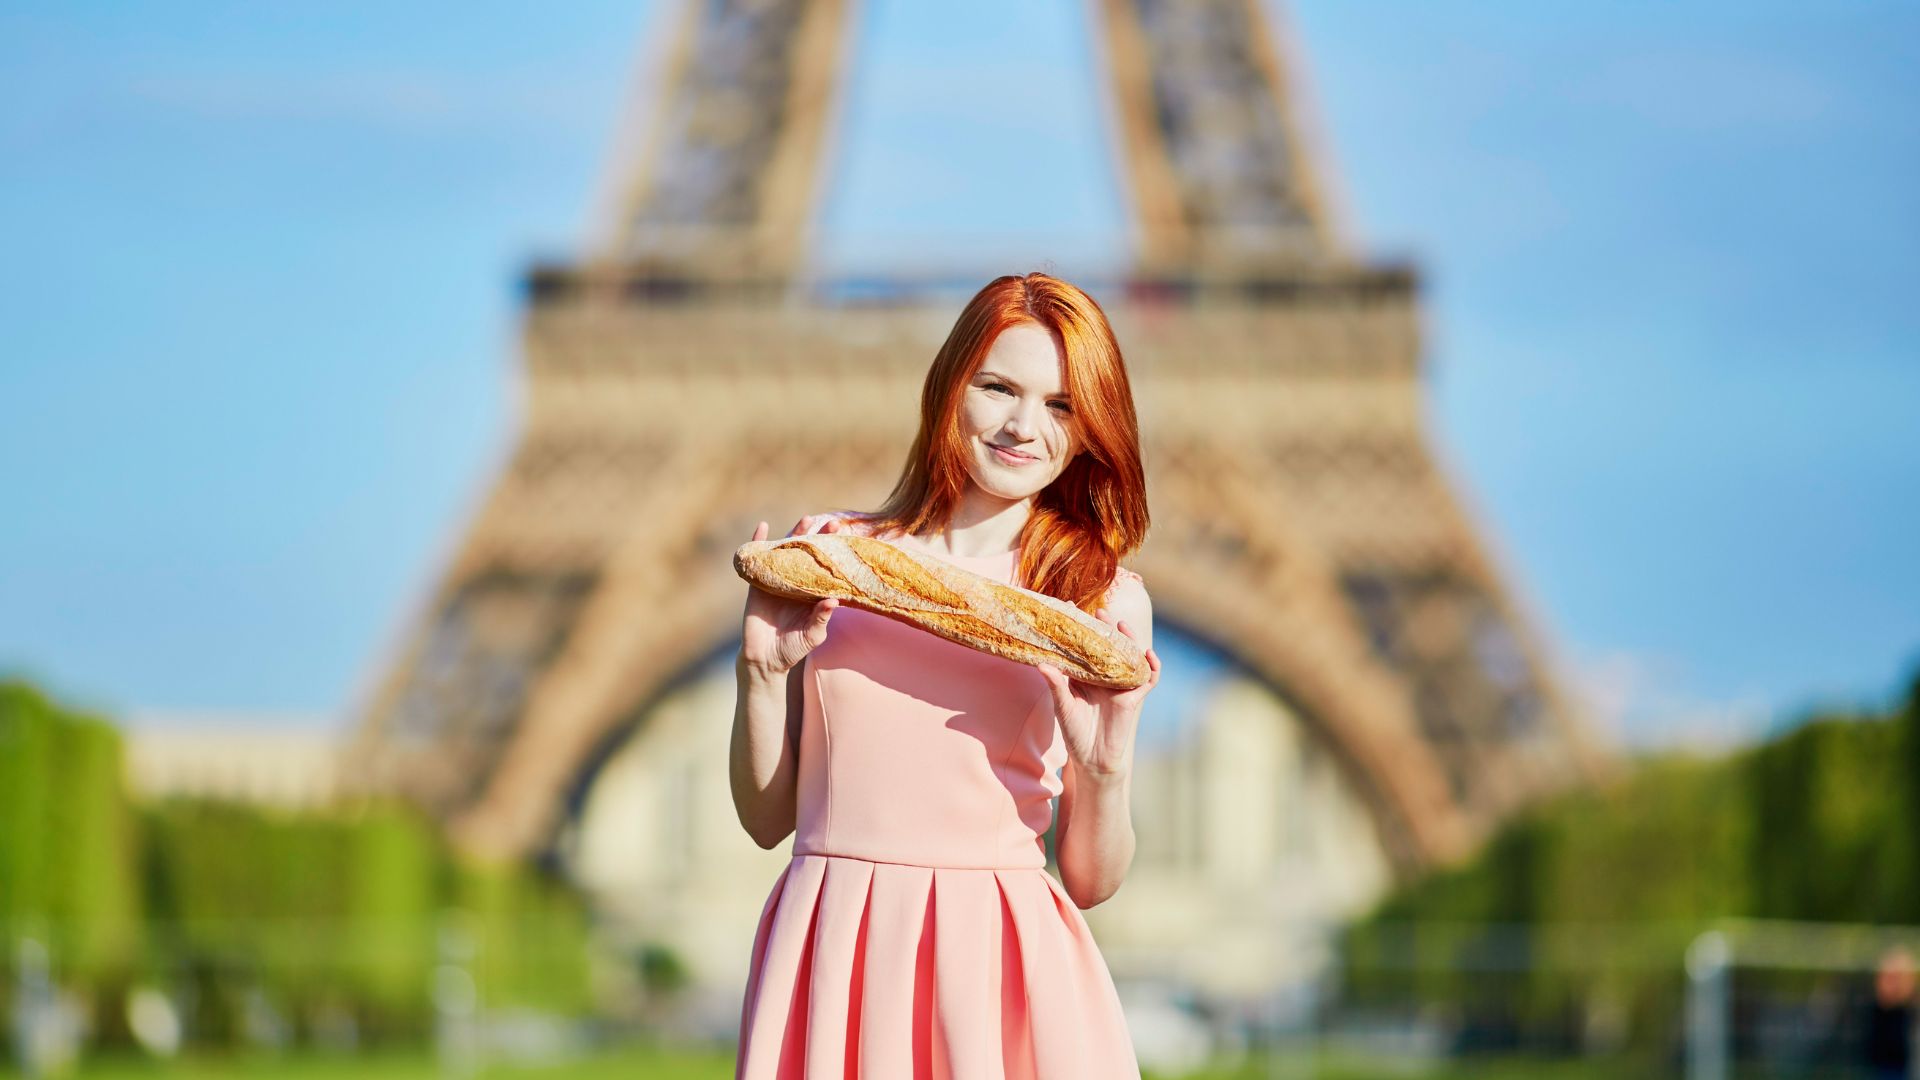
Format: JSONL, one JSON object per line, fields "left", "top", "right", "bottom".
{"left": 1035, "top": 608, "right": 1161, "bottom": 779}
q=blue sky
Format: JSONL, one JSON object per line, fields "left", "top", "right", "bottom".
{"left": 2, "top": 1, "right": 1915, "bottom": 748}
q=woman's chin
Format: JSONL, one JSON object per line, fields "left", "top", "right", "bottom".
{"left": 966, "top": 454, "right": 1059, "bottom": 501}
{"left": 987, "top": 481, "right": 1049, "bottom": 502}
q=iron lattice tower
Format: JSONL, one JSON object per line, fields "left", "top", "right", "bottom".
{"left": 345, "top": 0, "right": 1611, "bottom": 876}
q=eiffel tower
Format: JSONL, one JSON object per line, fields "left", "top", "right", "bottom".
{"left": 345, "top": 0, "right": 1609, "bottom": 900}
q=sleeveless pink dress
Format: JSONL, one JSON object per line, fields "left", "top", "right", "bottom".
{"left": 735, "top": 516, "right": 1144, "bottom": 1078}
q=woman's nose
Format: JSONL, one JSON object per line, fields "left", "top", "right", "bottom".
{"left": 1006, "top": 399, "right": 1043, "bottom": 438}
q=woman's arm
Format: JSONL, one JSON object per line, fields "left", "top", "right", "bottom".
{"left": 728, "top": 514, "right": 845, "bottom": 849}
{"left": 1050, "top": 576, "right": 1156, "bottom": 908}
{"left": 1055, "top": 753, "right": 1136, "bottom": 908}
{"left": 729, "top": 652, "right": 806, "bottom": 849}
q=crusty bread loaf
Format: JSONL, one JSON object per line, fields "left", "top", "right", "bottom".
{"left": 733, "top": 533, "right": 1150, "bottom": 689}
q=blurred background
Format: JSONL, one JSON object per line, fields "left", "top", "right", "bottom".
{"left": 3, "top": 1, "right": 1917, "bottom": 1077}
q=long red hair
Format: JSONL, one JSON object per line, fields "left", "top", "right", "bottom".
{"left": 844, "top": 272, "right": 1149, "bottom": 614}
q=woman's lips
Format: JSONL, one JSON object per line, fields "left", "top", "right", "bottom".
{"left": 989, "top": 443, "right": 1039, "bottom": 466}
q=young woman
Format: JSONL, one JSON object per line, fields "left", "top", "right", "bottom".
{"left": 729, "top": 271, "right": 1162, "bottom": 1077}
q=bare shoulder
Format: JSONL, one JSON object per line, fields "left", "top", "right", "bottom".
{"left": 1106, "top": 564, "right": 1148, "bottom": 600}
{"left": 828, "top": 509, "right": 883, "bottom": 537}
{"left": 794, "top": 509, "right": 880, "bottom": 537}
{"left": 1101, "top": 566, "right": 1152, "bottom": 651}
{"left": 1103, "top": 565, "right": 1152, "bottom": 618}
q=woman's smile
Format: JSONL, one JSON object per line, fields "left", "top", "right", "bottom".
{"left": 988, "top": 441, "right": 1041, "bottom": 466}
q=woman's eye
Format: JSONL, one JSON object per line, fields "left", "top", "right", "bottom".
{"left": 982, "top": 382, "right": 1069, "bottom": 415}
{"left": 990, "top": 380, "right": 1067, "bottom": 409}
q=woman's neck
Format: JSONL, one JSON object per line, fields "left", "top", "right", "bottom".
{"left": 917, "top": 494, "right": 1031, "bottom": 558}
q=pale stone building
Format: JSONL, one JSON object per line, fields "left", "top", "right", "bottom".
{"left": 122, "top": 713, "right": 346, "bottom": 809}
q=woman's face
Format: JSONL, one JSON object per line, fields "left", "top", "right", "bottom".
{"left": 958, "top": 321, "right": 1081, "bottom": 501}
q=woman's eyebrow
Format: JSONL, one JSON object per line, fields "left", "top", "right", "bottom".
{"left": 976, "top": 370, "right": 1070, "bottom": 399}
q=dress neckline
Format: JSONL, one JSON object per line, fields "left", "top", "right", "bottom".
{"left": 875, "top": 528, "right": 1018, "bottom": 564}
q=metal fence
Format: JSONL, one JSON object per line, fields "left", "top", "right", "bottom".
{"left": 9, "top": 917, "right": 1918, "bottom": 1078}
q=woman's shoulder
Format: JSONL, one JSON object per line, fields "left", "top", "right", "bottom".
{"left": 796, "top": 509, "right": 883, "bottom": 538}
{"left": 1104, "top": 563, "right": 1147, "bottom": 602}
{"left": 1100, "top": 564, "right": 1151, "bottom": 641}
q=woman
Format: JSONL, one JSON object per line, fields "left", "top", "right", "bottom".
{"left": 729, "top": 271, "right": 1161, "bottom": 1077}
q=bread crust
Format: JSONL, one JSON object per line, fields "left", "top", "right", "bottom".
{"left": 733, "top": 533, "right": 1151, "bottom": 689}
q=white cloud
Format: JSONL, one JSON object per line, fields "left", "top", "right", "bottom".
{"left": 121, "top": 706, "right": 342, "bottom": 734}
{"left": 1568, "top": 647, "right": 1774, "bottom": 753}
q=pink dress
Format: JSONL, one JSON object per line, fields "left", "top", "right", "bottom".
{"left": 735, "top": 515, "right": 1144, "bottom": 1078}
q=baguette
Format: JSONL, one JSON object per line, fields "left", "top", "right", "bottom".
{"left": 732, "top": 533, "right": 1151, "bottom": 689}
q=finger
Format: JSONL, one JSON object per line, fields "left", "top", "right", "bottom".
{"left": 1114, "top": 618, "right": 1136, "bottom": 641}
{"left": 824, "top": 517, "right": 843, "bottom": 533}
{"left": 753, "top": 519, "right": 768, "bottom": 541}
{"left": 788, "top": 516, "right": 812, "bottom": 538}
{"left": 1036, "top": 664, "right": 1073, "bottom": 712}
{"left": 804, "top": 597, "right": 838, "bottom": 644}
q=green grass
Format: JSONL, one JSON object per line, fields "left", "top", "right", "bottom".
{"left": 46, "top": 1045, "right": 1656, "bottom": 1080}
{"left": 46, "top": 1043, "right": 734, "bottom": 1080}
{"left": 1144, "top": 1051, "right": 1657, "bottom": 1079}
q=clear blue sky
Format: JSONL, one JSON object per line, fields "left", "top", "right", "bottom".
{"left": 2, "top": 1, "right": 1915, "bottom": 747}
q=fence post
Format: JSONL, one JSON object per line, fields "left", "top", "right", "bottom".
{"left": 1685, "top": 929, "right": 1731, "bottom": 1080}
{"left": 11, "top": 935, "right": 59, "bottom": 1079}
{"left": 435, "top": 910, "right": 480, "bottom": 1080}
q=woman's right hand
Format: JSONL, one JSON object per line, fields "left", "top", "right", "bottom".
{"left": 739, "top": 515, "right": 847, "bottom": 676}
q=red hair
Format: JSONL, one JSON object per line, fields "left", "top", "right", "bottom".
{"left": 846, "top": 272, "right": 1150, "bottom": 613}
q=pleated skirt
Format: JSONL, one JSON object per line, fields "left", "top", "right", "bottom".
{"left": 734, "top": 853, "right": 1142, "bottom": 1078}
